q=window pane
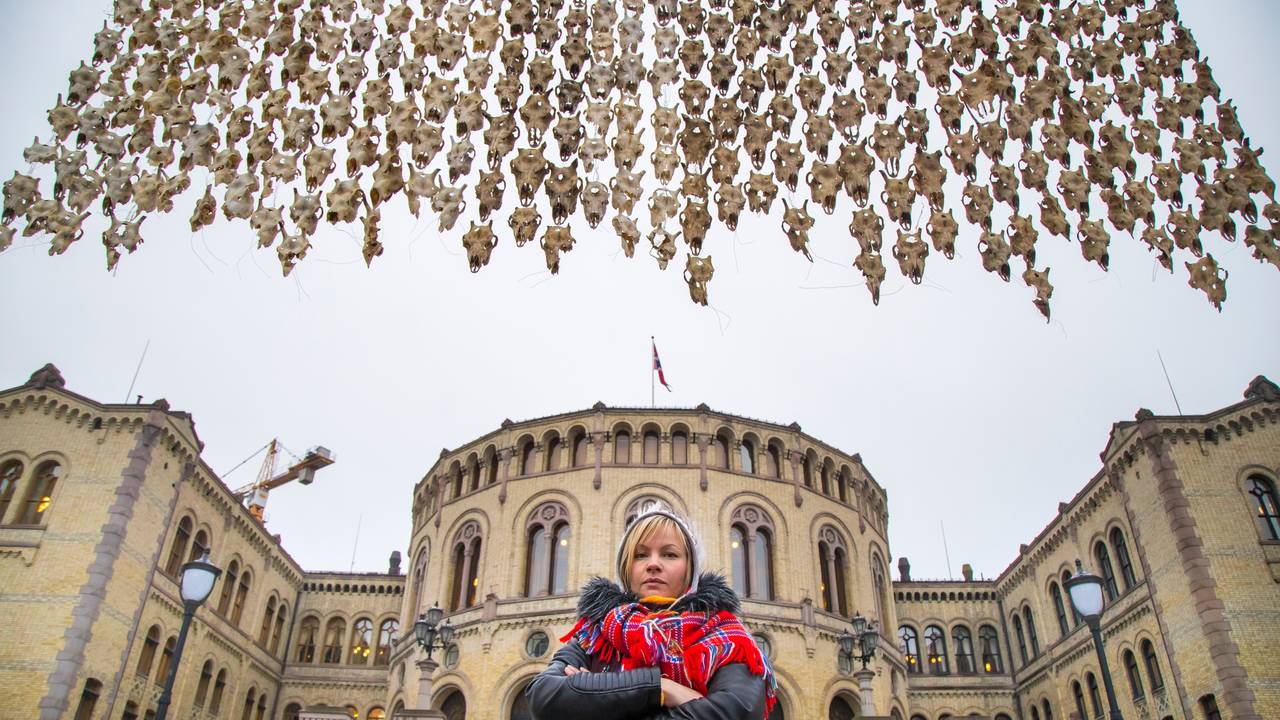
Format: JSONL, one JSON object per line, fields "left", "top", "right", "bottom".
{"left": 615, "top": 432, "right": 631, "bottom": 464}
{"left": 21, "top": 461, "right": 61, "bottom": 524}
{"left": 818, "top": 543, "right": 833, "bottom": 611}
{"left": 466, "top": 538, "right": 481, "bottom": 606}
{"left": 730, "top": 526, "right": 748, "bottom": 596}
{"left": 765, "top": 447, "right": 779, "bottom": 478}
{"left": 552, "top": 525, "right": 571, "bottom": 594}
{"left": 751, "top": 531, "right": 772, "bottom": 599}
{"left": 573, "top": 435, "right": 589, "bottom": 466}
{"left": 672, "top": 433, "right": 688, "bottom": 465}
{"left": 0, "top": 459, "right": 22, "bottom": 522}
{"left": 739, "top": 442, "right": 755, "bottom": 473}
{"left": 643, "top": 432, "right": 659, "bottom": 464}
{"left": 526, "top": 527, "right": 548, "bottom": 596}
{"left": 546, "top": 438, "right": 560, "bottom": 471}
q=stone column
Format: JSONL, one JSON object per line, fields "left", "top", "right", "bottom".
{"left": 854, "top": 667, "right": 876, "bottom": 716}
{"left": 405, "top": 657, "right": 447, "bottom": 719}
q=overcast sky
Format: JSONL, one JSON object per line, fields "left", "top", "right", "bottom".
{"left": 1, "top": 2, "right": 1277, "bottom": 586}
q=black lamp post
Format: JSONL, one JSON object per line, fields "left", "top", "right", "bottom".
{"left": 1065, "top": 560, "right": 1124, "bottom": 720}
{"left": 837, "top": 611, "right": 880, "bottom": 669}
{"left": 155, "top": 553, "right": 221, "bottom": 720}
{"left": 413, "top": 602, "right": 455, "bottom": 661}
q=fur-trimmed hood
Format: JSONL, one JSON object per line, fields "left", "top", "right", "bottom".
{"left": 576, "top": 572, "right": 741, "bottom": 622}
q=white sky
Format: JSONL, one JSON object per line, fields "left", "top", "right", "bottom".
{"left": 1, "top": 1, "right": 1277, "bottom": 584}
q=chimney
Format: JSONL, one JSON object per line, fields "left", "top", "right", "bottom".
{"left": 388, "top": 550, "right": 402, "bottom": 575}
{"left": 962, "top": 563, "right": 974, "bottom": 581}
{"left": 898, "top": 557, "right": 911, "bottom": 582}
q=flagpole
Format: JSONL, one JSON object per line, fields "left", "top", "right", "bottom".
{"left": 650, "top": 336, "right": 655, "bottom": 408}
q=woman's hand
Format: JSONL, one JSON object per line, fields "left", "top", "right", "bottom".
{"left": 660, "top": 677, "right": 704, "bottom": 707}
{"left": 563, "top": 666, "right": 590, "bottom": 676}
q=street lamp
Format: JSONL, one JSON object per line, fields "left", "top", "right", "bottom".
{"left": 412, "top": 602, "right": 455, "bottom": 661}
{"left": 1064, "top": 560, "right": 1124, "bottom": 720}
{"left": 155, "top": 553, "right": 221, "bottom": 720}
{"left": 838, "top": 612, "right": 881, "bottom": 716}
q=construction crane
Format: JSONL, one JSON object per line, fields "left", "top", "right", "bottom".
{"left": 230, "top": 439, "right": 335, "bottom": 523}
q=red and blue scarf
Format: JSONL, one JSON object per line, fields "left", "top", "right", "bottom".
{"left": 562, "top": 583, "right": 778, "bottom": 716}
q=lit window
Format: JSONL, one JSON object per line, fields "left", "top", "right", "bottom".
{"left": 898, "top": 625, "right": 920, "bottom": 673}
{"left": 375, "top": 619, "right": 398, "bottom": 666}
{"left": 953, "top": 625, "right": 975, "bottom": 674}
{"left": 296, "top": 617, "right": 319, "bottom": 663}
{"left": 924, "top": 625, "right": 949, "bottom": 674}
{"left": 1248, "top": 476, "right": 1280, "bottom": 540}
{"left": 350, "top": 618, "right": 374, "bottom": 665}
{"left": 18, "top": 461, "right": 61, "bottom": 524}
{"left": 978, "top": 625, "right": 1002, "bottom": 673}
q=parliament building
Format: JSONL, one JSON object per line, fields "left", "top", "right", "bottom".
{"left": 0, "top": 364, "right": 1276, "bottom": 720}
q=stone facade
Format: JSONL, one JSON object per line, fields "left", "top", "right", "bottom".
{"left": 1, "top": 366, "right": 1276, "bottom": 720}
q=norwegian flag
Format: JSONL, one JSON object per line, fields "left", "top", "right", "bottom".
{"left": 652, "top": 339, "right": 672, "bottom": 392}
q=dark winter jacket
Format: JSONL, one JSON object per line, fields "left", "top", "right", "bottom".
{"left": 526, "top": 572, "right": 767, "bottom": 720}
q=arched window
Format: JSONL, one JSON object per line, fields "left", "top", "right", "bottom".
{"left": 625, "top": 496, "right": 668, "bottom": 526}
{"left": 510, "top": 678, "right": 535, "bottom": 720}
{"left": 570, "top": 432, "right": 589, "bottom": 467}
{"left": 952, "top": 625, "right": 975, "bottom": 674}
{"left": 740, "top": 439, "right": 757, "bottom": 474}
{"left": 525, "top": 502, "right": 571, "bottom": 596}
{"left": 1198, "top": 694, "right": 1222, "bottom": 720}
{"left": 259, "top": 596, "right": 277, "bottom": 645}
{"left": 545, "top": 436, "right": 562, "bottom": 471}
{"left": 256, "top": 692, "right": 267, "bottom": 720}
{"left": 766, "top": 443, "right": 782, "bottom": 478}
{"left": 1062, "top": 570, "right": 1081, "bottom": 626}
{"left": 816, "top": 527, "right": 849, "bottom": 616}
{"left": 1141, "top": 639, "right": 1164, "bottom": 692}
{"left": 1072, "top": 681, "right": 1088, "bottom": 720}
{"left": 1023, "top": 606, "right": 1039, "bottom": 656}
{"left": 802, "top": 456, "right": 813, "bottom": 487}
{"left": 212, "top": 669, "right": 227, "bottom": 713}
{"left": 72, "top": 678, "right": 101, "bottom": 720}
{"left": 350, "top": 618, "right": 374, "bottom": 664}
{"left": 188, "top": 528, "right": 210, "bottom": 563}
{"left": 1050, "top": 582, "right": 1070, "bottom": 637}
{"left": 1123, "top": 649, "right": 1145, "bottom": 699}
{"left": 1248, "top": 475, "right": 1280, "bottom": 540}
{"left": 271, "top": 602, "right": 288, "bottom": 654}
{"left": 0, "top": 459, "right": 22, "bottom": 523}
{"left": 296, "top": 616, "right": 319, "bottom": 662}
{"left": 217, "top": 560, "right": 240, "bottom": 615}
{"left": 1087, "top": 672, "right": 1106, "bottom": 718}
{"left": 1042, "top": 699, "right": 1053, "bottom": 720}
{"left": 1111, "top": 528, "right": 1137, "bottom": 590}
{"left": 122, "top": 701, "right": 139, "bottom": 720}
{"left": 376, "top": 619, "right": 398, "bottom": 666}
{"left": 240, "top": 688, "right": 256, "bottom": 720}
{"left": 449, "top": 521, "right": 483, "bottom": 610}
{"left": 19, "top": 460, "right": 61, "bottom": 524}
{"left": 369, "top": 709, "right": 386, "bottom": 720}
{"left": 924, "top": 625, "right": 949, "bottom": 674}
{"left": 485, "top": 447, "right": 499, "bottom": 485}
{"left": 411, "top": 548, "right": 428, "bottom": 618}
{"left": 1095, "top": 541, "right": 1118, "bottom": 601}
{"left": 165, "top": 516, "right": 193, "bottom": 576}
{"left": 195, "top": 660, "right": 214, "bottom": 706}
{"left": 730, "top": 526, "right": 748, "bottom": 596}
{"left": 440, "top": 688, "right": 467, "bottom": 720}
{"left": 820, "top": 463, "right": 831, "bottom": 496}
{"left": 643, "top": 430, "right": 659, "bottom": 464}
{"left": 729, "top": 505, "right": 774, "bottom": 599}
{"left": 714, "top": 434, "right": 731, "bottom": 469}
{"left": 978, "top": 625, "right": 1002, "bottom": 673}
{"left": 231, "top": 568, "right": 252, "bottom": 625}
{"left": 136, "top": 625, "right": 160, "bottom": 677}
{"left": 467, "top": 456, "right": 480, "bottom": 492}
{"left": 284, "top": 704, "right": 302, "bottom": 720}
{"left": 614, "top": 430, "right": 632, "bottom": 464}
{"left": 872, "top": 555, "right": 888, "bottom": 623}
{"left": 322, "top": 617, "right": 346, "bottom": 664}
{"left": 837, "top": 469, "right": 849, "bottom": 503}
{"left": 1030, "top": 707, "right": 1040, "bottom": 720}
{"left": 671, "top": 430, "right": 689, "bottom": 464}
{"left": 898, "top": 625, "right": 920, "bottom": 673}
{"left": 1012, "top": 614, "right": 1027, "bottom": 667}
{"left": 155, "top": 635, "right": 177, "bottom": 686}
{"left": 828, "top": 696, "right": 857, "bottom": 720}
{"left": 520, "top": 440, "right": 536, "bottom": 475}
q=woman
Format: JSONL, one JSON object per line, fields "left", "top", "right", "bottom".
{"left": 528, "top": 508, "right": 777, "bottom": 720}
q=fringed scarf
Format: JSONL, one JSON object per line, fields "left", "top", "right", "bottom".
{"left": 562, "top": 573, "right": 778, "bottom": 716}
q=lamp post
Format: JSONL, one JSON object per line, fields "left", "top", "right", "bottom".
{"left": 155, "top": 553, "right": 221, "bottom": 720}
{"left": 1065, "top": 560, "right": 1124, "bottom": 720}
{"left": 838, "top": 611, "right": 880, "bottom": 716}
{"left": 407, "top": 602, "right": 455, "bottom": 718}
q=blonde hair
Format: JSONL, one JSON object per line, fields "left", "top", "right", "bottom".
{"left": 618, "top": 514, "right": 692, "bottom": 594}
